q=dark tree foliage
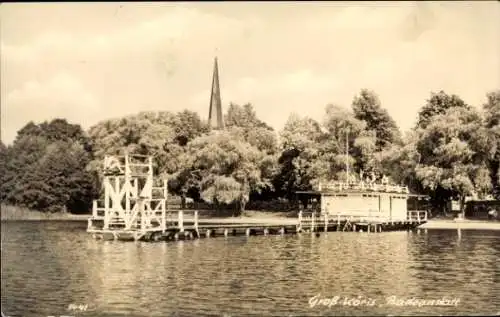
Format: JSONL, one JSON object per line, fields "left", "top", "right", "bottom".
{"left": 482, "top": 90, "right": 500, "bottom": 199}
{"left": 16, "top": 119, "right": 92, "bottom": 151}
{"left": 2, "top": 120, "right": 95, "bottom": 213}
{"left": 352, "top": 89, "right": 402, "bottom": 150}
{"left": 225, "top": 103, "right": 274, "bottom": 131}
{"left": 173, "top": 110, "right": 211, "bottom": 146}
{"left": 416, "top": 91, "right": 470, "bottom": 129}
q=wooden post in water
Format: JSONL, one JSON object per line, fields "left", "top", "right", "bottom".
{"left": 161, "top": 200, "right": 166, "bottom": 233}
{"left": 205, "top": 229, "right": 211, "bottom": 238}
{"left": 298, "top": 210, "right": 303, "bottom": 232}
{"left": 125, "top": 154, "right": 130, "bottom": 220}
{"left": 103, "top": 170, "right": 110, "bottom": 229}
{"left": 324, "top": 212, "right": 328, "bottom": 232}
{"left": 311, "top": 212, "right": 316, "bottom": 232}
{"left": 178, "top": 210, "right": 184, "bottom": 233}
{"left": 224, "top": 229, "right": 229, "bottom": 237}
{"left": 264, "top": 228, "right": 269, "bottom": 236}
{"left": 194, "top": 210, "right": 199, "bottom": 236}
{"left": 246, "top": 228, "right": 251, "bottom": 236}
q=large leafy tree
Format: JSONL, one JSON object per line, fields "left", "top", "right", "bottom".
{"left": 413, "top": 106, "right": 494, "bottom": 215}
{"left": 1, "top": 136, "right": 49, "bottom": 204}
{"left": 351, "top": 89, "right": 401, "bottom": 150}
{"left": 14, "top": 119, "right": 89, "bottom": 144}
{"left": 224, "top": 103, "right": 277, "bottom": 154}
{"left": 377, "top": 131, "right": 424, "bottom": 192}
{"left": 482, "top": 90, "right": 500, "bottom": 198}
{"left": 0, "top": 141, "right": 8, "bottom": 200}
{"left": 22, "top": 141, "right": 96, "bottom": 213}
{"left": 223, "top": 103, "right": 279, "bottom": 201}
{"left": 173, "top": 129, "right": 268, "bottom": 215}
{"left": 87, "top": 110, "right": 208, "bottom": 178}
{"left": 416, "top": 91, "right": 470, "bottom": 129}
{"left": 275, "top": 113, "right": 327, "bottom": 198}
{"left": 322, "top": 104, "right": 371, "bottom": 180}
{"left": 170, "top": 103, "right": 278, "bottom": 211}
{"left": 2, "top": 119, "right": 95, "bottom": 213}
{"left": 172, "top": 110, "right": 210, "bottom": 145}
{"left": 225, "top": 103, "right": 273, "bottom": 131}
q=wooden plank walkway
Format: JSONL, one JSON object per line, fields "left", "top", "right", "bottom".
{"left": 87, "top": 210, "right": 428, "bottom": 242}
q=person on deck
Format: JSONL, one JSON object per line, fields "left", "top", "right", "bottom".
{"left": 488, "top": 208, "right": 498, "bottom": 221}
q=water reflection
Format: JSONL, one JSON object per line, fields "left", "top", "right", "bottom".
{"left": 407, "top": 229, "right": 499, "bottom": 315}
{"left": 1, "top": 222, "right": 500, "bottom": 317}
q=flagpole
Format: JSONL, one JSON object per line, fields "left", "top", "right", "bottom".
{"left": 345, "top": 127, "right": 349, "bottom": 183}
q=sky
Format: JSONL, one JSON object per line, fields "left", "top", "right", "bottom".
{"left": 1, "top": 2, "right": 499, "bottom": 144}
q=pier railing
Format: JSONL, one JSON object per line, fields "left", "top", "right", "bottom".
{"left": 407, "top": 210, "right": 428, "bottom": 223}
{"left": 164, "top": 210, "right": 200, "bottom": 233}
{"left": 317, "top": 181, "right": 409, "bottom": 194}
{"left": 92, "top": 200, "right": 105, "bottom": 219}
{"left": 298, "top": 209, "right": 428, "bottom": 231}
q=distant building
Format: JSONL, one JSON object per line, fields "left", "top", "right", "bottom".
{"left": 208, "top": 57, "right": 225, "bottom": 130}
{"left": 465, "top": 200, "right": 500, "bottom": 220}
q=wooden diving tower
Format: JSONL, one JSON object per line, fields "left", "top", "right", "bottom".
{"left": 87, "top": 154, "right": 169, "bottom": 241}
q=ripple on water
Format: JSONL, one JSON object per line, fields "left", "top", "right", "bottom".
{"left": 1, "top": 223, "right": 500, "bottom": 317}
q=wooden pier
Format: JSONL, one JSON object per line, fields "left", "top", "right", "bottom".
{"left": 87, "top": 209, "right": 428, "bottom": 242}
{"left": 86, "top": 153, "right": 428, "bottom": 242}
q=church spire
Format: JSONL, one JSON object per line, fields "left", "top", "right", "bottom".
{"left": 208, "top": 56, "right": 224, "bottom": 130}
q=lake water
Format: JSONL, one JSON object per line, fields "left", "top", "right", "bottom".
{"left": 1, "top": 221, "right": 499, "bottom": 317}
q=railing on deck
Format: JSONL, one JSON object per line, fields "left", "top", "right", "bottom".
{"left": 299, "top": 209, "right": 385, "bottom": 224}
{"left": 318, "top": 181, "right": 409, "bottom": 194}
{"left": 92, "top": 200, "right": 105, "bottom": 219}
{"left": 164, "top": 210, "right": 199, "bottom": 233}
{"left": 407, "top": 210, "right": 428, "bottom": 223}
{"left": 298, "top": 209, "right": 428, "bottom": 231}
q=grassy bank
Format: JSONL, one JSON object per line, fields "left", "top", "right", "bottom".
{"left": 1, "top": 205, "right": 90, "bottom": 221}
{"left": 0, "top": 205, "right": 291, "bottom": 221}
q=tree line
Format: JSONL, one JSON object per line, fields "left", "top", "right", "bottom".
{"left": 1, "top": 89, "right": 498, "bottom": 215}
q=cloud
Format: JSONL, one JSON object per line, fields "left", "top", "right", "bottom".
{"left": 1, "top": 72, "right": 100, "bottom": 143}
{"left": 1, "top": 6, "right": 247, "bottom": 64}
{"left": 191, "top": 69, "right": 340, "bottom": 105}
{"left": 1, "top": 2, "right": 498, "bottom": 145}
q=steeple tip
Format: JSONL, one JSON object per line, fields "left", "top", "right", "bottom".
{"left": 208, "top": 57, "right": 224, "bottom": 130}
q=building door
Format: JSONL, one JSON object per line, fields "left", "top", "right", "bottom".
{"left": 380, "top": 194, "right": 390, "bottom": 218}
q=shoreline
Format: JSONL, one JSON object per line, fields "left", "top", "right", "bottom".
{"left": 2, "top": 206, "right": 500, "bottom": 230}
{"left": 0, "top": 206, "right": 296, "bottom": 222}
{"left": 0, "top": 205, "right": 90, "bottom": 221}
{"left": 418, "top": 219, "right": 500, "bottom": 230}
